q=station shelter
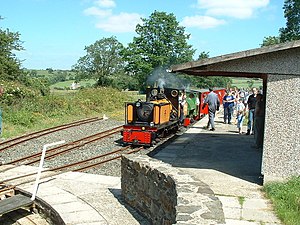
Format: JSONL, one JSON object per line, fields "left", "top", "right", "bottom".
{"left": 169, "top": 40, "right": 300, "bottom": 183}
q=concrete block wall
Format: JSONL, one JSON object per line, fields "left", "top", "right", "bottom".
{"left": 262, "top": 74, "right": 300, "bottom": 183}
{"left": 121, "top": 154, "right": 224, "bottom": 225}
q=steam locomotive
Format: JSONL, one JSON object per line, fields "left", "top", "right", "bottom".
{"left": 122, "top": 87, "right": 225, "bottom": 146}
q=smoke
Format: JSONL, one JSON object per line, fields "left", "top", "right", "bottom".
{"left": 146, "top": 66, "right": 191, "bottom": 90}
{"left": 157, "top": 78, "right": 166, "bottom": 88}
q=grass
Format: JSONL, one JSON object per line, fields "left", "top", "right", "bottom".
{"left": 231, "top": 77, "right": 263, "bottom": 89}
{"left": 50, "top": 79, "right": 96, "bottom": 90}
{"left": 2, "top": 87, "right": 136, "bottom": 138}
{"left": 263, "top": 176, "right": 300, "bottom": 225}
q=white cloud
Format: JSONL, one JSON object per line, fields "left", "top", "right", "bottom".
{"left": 95, "top": 0, "right": 116, "bottom": 8}
{"left": 181, "top": 15, "right": 226, "bottom": 29}
{"left": 84, "top": 0, "right": 142, "bottom": 33}
{"left": 197, "top": 0, "right": 270, "bottom": 19}
{"left": 96, "top": 13, "right": 142, "bottom": 33}
{"left": 83, "top": 7, "right": 112, "bottom": 17}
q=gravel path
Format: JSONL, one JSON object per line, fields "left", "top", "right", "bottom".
{"left": 0, "top": 118, "right": 153, "bottom": 177}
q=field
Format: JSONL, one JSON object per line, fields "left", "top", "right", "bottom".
{"left": 230, "top": 77, "right": 263, "bottom": 89}
{"left": 50, "top": 79, "right": 96, "bottom": 90}
{"left": 50, "top": 77, "right": 263, "bottom": 92}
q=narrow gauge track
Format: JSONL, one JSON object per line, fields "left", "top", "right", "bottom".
{"left": 7, "top": 125, "right": 123, "bottom": 166}
{"left": 0, "top": 145, "right": 142, "bottom": 225}
{"left": 0, "top": 187, "right": 49, "bottom": 225}
{"left": 4, "top": 210, "right": 46, "bottom": 225}
{"left": 0, "top": 117, "right": 103, "bottom": 153}
{"left": 0, "top": 146, "right": 143, "bottom": 186}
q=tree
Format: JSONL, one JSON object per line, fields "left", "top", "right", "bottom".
{"left": 261, "top": 36, "right": 281, "bottom": 47}
{"left": 0, "top": 17, "right": 24, "bottom": 81}
{"left": 192, "top": 51, "right": 232, "bottom": 88}
{"left": 198, "top": 51, "right": 210, "bottom": 60}
{"left": 279, "top": 0, "right": 300, "bottom": 42}
{"left": 73, "top": 36, "right": 125, "bottom": 87}
{"left": 122, "top": 11, "right": 195, "bottom": 89}
{"left": 261, "top": 0, "right": 300, "bottom": 46}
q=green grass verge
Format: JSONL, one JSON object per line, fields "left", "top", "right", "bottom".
{"left": 231, "top": 77, "right": 263, "bottom": 89}
{"left": 2, "top": 87, "right": 136, "bottom": 138}
{"left": 263, "top": 176, "right": 300, "bottom": 225}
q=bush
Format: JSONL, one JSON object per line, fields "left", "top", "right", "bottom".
{"left": 0, "top": 81, "right": 37, "bottom": 105}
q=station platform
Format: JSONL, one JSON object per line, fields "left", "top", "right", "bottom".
{"left": 0, "top": 112, "right": 282, "bottom": 225}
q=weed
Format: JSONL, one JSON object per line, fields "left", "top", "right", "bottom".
{"left": 264, "top": 176, "right": 300, "bottom": 225}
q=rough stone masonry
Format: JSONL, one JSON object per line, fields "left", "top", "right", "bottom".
{"left": 121, "top": 154, "right": 224, "bottom": 225}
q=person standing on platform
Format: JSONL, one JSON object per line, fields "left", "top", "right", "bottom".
{"left": 253, "top": 93, "right": 265, "bottom": 149}
{"left": 223, "top": 90, "right": 235, "bottom": 124}
{"left": 246, "top": 87, "right": 258, "bottom": 135}
{"left": 236, "top": 98, "right": 246, "bottom": 134}
{"left": 202, "top": 88, "right": 220, "bottom": 131}
{"left": 179, "top": 90, "right": 186, "bottom": 124}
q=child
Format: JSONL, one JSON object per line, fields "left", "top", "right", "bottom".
{"left": 236, "top": 98, "right": 245, "bottom": 134}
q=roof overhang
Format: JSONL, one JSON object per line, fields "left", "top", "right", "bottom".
{"left": 170, "top": 40, "right": 300, "bottom": 77}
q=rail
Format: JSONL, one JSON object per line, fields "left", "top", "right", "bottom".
{"left": 0, "top": 117, "right": 102, "bottom": 152}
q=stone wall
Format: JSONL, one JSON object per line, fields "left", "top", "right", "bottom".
{"left": 262, "top": 74, "right": 300, "bottom": 182}
{"left": 121, "top": 154, "right": 224, "bottom": 225}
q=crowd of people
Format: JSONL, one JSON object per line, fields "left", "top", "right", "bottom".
{"left": 200, "top": 86, "right": 265, "bottom": 150}
{"left": 221, "top": 87, "right": 265, "bottom": 150}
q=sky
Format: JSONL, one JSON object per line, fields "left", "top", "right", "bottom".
{"left": 1, "top": 0, "right": 286, "bottom": 70}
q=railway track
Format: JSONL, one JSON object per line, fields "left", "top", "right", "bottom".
{"left": 7, "top": 125, "right": 123, "bottom": 166}
{"left": 0, "top": 145, "right": 143, "bottom": 186}
{"left": 0, "top": 185, "right": 50, "bottom": 225}
{"left": 3, "top": 209, "right": 49, "bottom": 225}
{"left": 0, "top": 117, "right": 103, "bottom": 153}
{"left": 0, "top": 117, "right": 147, "bottom": 224}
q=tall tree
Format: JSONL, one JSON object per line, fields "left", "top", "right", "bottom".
{"left": 193, "top": 51, "right": 231, "bottom": 88}
{"left": 261, "top": 36, "right": 281, "bottom": 47}
{"left": 122, "top": 11, "right": 195, "bottom": 88}
{"left": 279, "top": 0, "right": 300, "bottom": 42}
{"left": 261, "top": 0, "right": 300, "bottom": 46}
{"left": 0, "top": 17, "right": 24, "bottom": 81}
{"left": 198, "top": 51, "right": 210, "bottom": 60}
{"left": 73, "top": 36, "right": 125, "bottom": 87}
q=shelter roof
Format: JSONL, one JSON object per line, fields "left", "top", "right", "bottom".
{"left": 170, "top": 40, "right": 300, "bottom": 77}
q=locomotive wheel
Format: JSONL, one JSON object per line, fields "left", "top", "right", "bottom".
{"left": 155, "top": 138, "right": 161, "bottom": 143}
{"left": 151, "top": 140, "right": 156, "bottom": 146}
{"left": 158, "top": 131, "right": 165, "bottom": 138}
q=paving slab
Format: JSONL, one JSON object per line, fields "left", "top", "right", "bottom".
{"left": 0, "top": 166, "right": 149, "bottom": 225}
